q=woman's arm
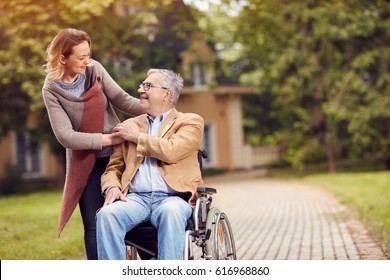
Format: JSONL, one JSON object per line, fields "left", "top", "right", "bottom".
{"left": 101, "top": 134, "right": 125, "bottom": 147}
{"left": 93, "top": 61, "right": 144, "bottom": 117}
{"left": 42, "top": 90, "right": 103, "bottom": 150}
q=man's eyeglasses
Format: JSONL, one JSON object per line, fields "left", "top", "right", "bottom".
{"left": 139, "top": 82, "right": 169, "bottom": 91}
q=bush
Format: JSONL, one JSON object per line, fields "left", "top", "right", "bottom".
{"left": 0, "top": 162, "right": 23, "bottom": 195}
{"left": 0, "top": 162, "right": 55, "bottom": 195}
{"left": 202, "top": 168, "right": 227, "bottom": 177}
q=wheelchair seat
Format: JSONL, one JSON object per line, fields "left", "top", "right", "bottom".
{"left": 124, "top": 219, "right": 195, "bottom": 260}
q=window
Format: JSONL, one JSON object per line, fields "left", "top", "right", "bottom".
{"left": 190, "top": 63, "right": 206, "bottom": 88}
{"left": 202, "top": 124, "right": 216, "bottom": 167}
{"left": 16, "top": 132, "right": 43, "bottom": 178}
{"left": 112, "top": 57, "right": 133, "bottom": 77}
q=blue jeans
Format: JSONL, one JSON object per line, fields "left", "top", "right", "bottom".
{"left": 96, "top": 192, "right": 192, "bottom": 260}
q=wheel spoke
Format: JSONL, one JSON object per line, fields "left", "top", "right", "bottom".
{"left": 205, "top": 208, "right": 237, "bottom": 260}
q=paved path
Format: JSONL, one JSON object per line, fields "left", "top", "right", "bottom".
{"left": 203, "top": 170, "right": 388, "bottom": 260}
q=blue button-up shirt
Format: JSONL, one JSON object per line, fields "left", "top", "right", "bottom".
{"left": 129, "top": 109, "right": 176, "bottom": 193}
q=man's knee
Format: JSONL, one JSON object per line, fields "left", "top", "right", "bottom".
{"left": 158, "top": 198, "right": 192, "bottom": 221}
{"left": 96, "top": 205, "right": 116, "bottom": 224}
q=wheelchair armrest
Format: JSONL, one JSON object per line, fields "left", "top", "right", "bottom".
{"left": 197, "top": 187, "right": 217, "bottom": 195}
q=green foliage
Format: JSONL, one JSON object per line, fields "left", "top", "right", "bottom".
{"left": 0, "top": 0, "right": 115, "bottom": 110}
{"left": 0, "top": 0, "right": 117, "bottom": 140}
{"left": 149, "top": 0, "right": 198, "bottom": 71}
{"left": 220, "top": 0, "right": 390, "bottom": 170}
{"left": 0, "top": 0, "right": 198, "bottom": 105}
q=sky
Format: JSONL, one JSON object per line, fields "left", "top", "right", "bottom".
{"left": 183, "top": 0, "right": 246, "bottom": 16}
{"left": 182, "top": 0, "right": 219, "bottom": 11}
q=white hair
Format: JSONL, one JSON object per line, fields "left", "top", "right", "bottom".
{"left": 147, "top": 68, "right": 183, "bottom": 106}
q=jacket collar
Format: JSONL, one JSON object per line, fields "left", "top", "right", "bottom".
{"left": 138, "top": 108, "right": 179, "bottom": 137}
{"left": 159, "top": 108, "right": 178, "bottom": 137}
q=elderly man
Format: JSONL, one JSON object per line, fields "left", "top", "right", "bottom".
{"left": 96, "top": 69, "right": 204, "bottom": 260}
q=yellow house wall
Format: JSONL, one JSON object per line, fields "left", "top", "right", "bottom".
{"left": 0, "top": 111, "right": 61, "bottom": 181}
{"left": 176, "top": 91, "right": 233, "bottom": 170}
{"left": 0, "top": 134, "right": 15, "bottom": 177}
{"left": 41, "top": 143, "right": 61, "bottom": 180}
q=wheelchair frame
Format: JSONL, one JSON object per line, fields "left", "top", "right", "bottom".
{"left": 184, "top": 187, "right": 237, "bottom": 260}
{"left": 124, "top": 186, "right": 237, "bottom": 260}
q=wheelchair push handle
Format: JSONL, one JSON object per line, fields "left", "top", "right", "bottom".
{"left": 197, "top": 187, "right": 217, "bottom": 195}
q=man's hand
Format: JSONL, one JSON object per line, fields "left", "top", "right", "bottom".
{"left": 112, "top": 122, "right": 140, "bottom": 143}
{"left": 103, "top": 187, "right": 127, "bottom": 206}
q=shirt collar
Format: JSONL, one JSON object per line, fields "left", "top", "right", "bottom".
{"left": 146, "top": 108, "right": 173, "bottom": 124}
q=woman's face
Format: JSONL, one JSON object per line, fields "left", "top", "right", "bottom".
{"left": 61, "top": 40, "right": 91, "bottom": 79}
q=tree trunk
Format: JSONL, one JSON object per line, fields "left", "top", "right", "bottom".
{"left": 324, "top": 141, "right": 336, "bottom": 173}
{"left": 385, "top": 156, "right": 390, "bottom": 170}
{"left": 386, "top": 118, "right": 390, "bottom": 170}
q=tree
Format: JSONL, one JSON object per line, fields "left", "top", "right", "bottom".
{"left": 0, "top": 0, "right": 115, "bottom": 136}
{"left": 230, "top": 0, "right": 390, "bottom": 171}
{"left": 148, "top": 0, "right": 199, "bottom": 71}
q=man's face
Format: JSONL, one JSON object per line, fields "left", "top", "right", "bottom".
{"left": 138, "top": 73, "right": 170, "bottom": 117}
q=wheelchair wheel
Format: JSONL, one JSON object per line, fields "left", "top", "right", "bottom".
{"left": 205, "top": 207, "right": 237, "bottom": 260}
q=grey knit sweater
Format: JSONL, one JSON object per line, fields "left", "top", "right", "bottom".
{"left": 42, "top": 60, "right": 143, "bottom": 151}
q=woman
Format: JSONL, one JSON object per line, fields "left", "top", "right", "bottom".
{"left": 42, "top": 28, "right": 143, "bottom": 260}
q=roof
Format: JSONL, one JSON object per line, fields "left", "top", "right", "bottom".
{"left": 181, "top": 85, "right": 255, "bottom": 96}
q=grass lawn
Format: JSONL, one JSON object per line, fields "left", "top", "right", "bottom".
{"left": 0, "top": 191, "right": 84, "bottom": 260}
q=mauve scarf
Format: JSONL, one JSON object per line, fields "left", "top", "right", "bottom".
{"left": 57, "top": 79, "right": 104, "bottom": 236}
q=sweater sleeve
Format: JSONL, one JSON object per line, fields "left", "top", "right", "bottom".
{"left": 42, "top": 88, "right": 102, "bottom": 150}
{"left": 93, "top": 61, "right": 144, "bottom": 117}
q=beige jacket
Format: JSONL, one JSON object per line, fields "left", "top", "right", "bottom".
{"left": 101, "top": 108, "right": 204, "bottom": 205}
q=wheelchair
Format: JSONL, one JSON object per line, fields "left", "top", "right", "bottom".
{"left": 124, "top": 150, "right": 237, "bottom": 260}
